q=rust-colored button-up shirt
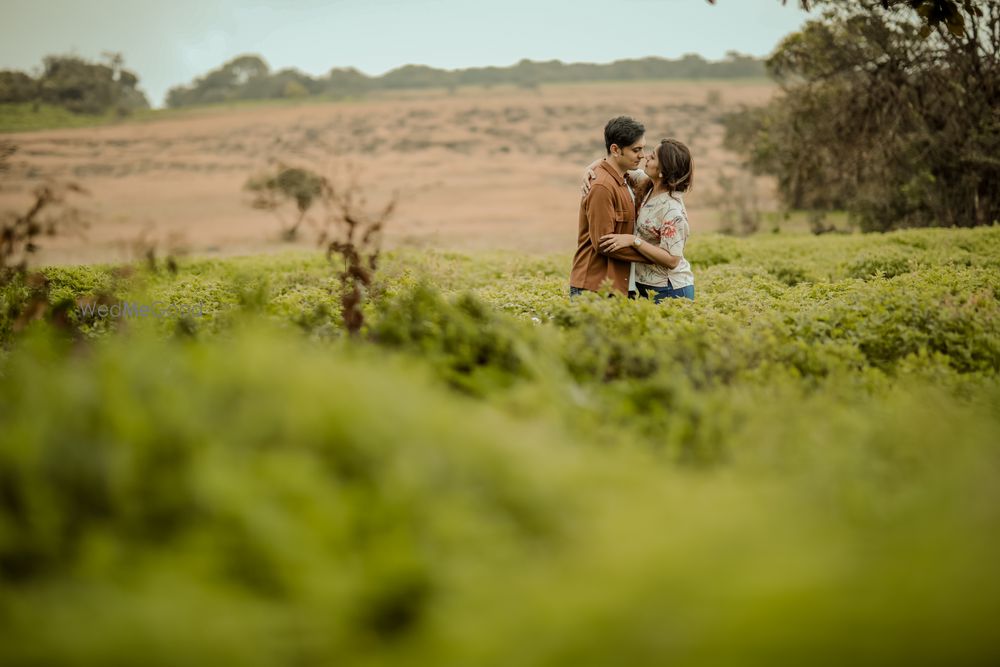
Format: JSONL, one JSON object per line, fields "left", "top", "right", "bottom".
{"left": 569, "top": 160, "right": 649, "bottom": 295}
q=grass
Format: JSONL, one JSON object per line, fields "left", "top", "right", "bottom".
{"left": 1, "top": 226, "right": 999, "bottom": 665}
{"left": 0, "top": 99, "right": 344, "bottom": 134}
{"left": 0, "top": 103, "right": 124, "bottom": 133}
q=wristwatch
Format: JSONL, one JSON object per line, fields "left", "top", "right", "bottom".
{"left": 633, "top": 237, "right": 643, "bottom": 248}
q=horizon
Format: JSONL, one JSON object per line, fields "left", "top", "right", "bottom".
{"left": 3, "top": 51, "right": 771, "bottom": 110}
{"left": 1, "top": 0, "right": 814, "bottom": 107}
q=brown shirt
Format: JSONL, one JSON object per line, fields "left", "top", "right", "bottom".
{"left": 569, "top": 160, "right": 650, "bottom": 294}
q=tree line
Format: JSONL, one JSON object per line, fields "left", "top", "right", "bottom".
{"left": 164, "top": 52, "right": 766, "bottom": 108}
{"left": 0, "top": 51, "right": 767, "bottom": 114}
{"left": 0, "top": 53, "right": 149, "bottom": 116}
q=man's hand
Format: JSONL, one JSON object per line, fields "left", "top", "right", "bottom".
{"left": 599, "top": 233, "right": 635, "bottom": 254}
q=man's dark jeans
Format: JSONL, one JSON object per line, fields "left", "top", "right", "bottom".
{"left": 635, "top": 281, "right": 695, "bottom": 302}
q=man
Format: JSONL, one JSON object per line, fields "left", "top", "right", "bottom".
{"left": 569, "top": 116, "right": 651, "bottom": 297}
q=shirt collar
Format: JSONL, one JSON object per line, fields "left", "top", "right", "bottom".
{"left": 649, "top": 189, "right": 685, "bottom": 203}
{"left": 598, "top": 159, "right": 626, "bottom": 186}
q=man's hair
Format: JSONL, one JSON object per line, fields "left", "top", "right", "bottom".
{"left": 604, "top": 116, "right": 645, "bottom": 154}
{"left": 655, "top": 138, "right": 693, "bottom": 194}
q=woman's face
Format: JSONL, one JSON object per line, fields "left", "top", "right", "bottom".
{"left": 643, "top": 148, "right": 660, "bottom": 180}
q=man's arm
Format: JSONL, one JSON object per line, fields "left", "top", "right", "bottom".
{"left": 585, "top": 184, "right": 649, "bottom": 263}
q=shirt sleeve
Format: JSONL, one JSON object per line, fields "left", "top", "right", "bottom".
{"left": 585, "top": 183, "right": 647, "bottom": 263}
{"left": 656, "top": 203, "right": 687, "bottom": 256}
{"left": 626, "top": 170, "right": 653, "bottom": 203}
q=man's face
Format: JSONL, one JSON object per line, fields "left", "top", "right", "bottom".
{"left": 612, "top": 136, "right": 646, "bottom": 171}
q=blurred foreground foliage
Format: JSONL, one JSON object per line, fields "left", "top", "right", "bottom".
{"left": 1, "top": 227, "right": 999, "bottom": 665}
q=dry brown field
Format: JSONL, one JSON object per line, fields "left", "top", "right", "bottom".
{"left": 1, "top": 80, "right": 778, "bottom": 266}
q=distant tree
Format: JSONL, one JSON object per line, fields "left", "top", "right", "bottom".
{"left": 717, "top": 51, "right": 766, "bottom": 77}
{"left": 228, "top": 55, "right": 269, "bottom": 84}
{"left": 37, "top": 56, "right": 112, "bottom": 114}
{"left": 379, "top": 64, "right": 451, "bottom": 90}
{"left": 271, "top": 69, "right": 320, "bottom": 99}
{"left": 165, "top": 54, "right": 768, "bottom": 107}
{"left": 0, "top": 71, "right": 36, "bottom": 104}
{"left": 101, "top": 51, "right": 124, "bottom": 78}
{"left": 1, "top": 54, "right": 150, "bottom": 115}
{"left": 324, "top": 67, "right": 370, "bottom": 97}
{"left": 282, "top": 80, "right": 309, "bottom": 99}
{"left": 166, "top": 54, "right": 271, "bottom": 107}
{"left": 245, "top": 163, "right": 328, "bottom": 241}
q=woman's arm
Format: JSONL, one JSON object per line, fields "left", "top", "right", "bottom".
{"left": 580, "top": 158, "right": 602, "bottom": 196}
{"left": 629, "top": 172, "right": 653, "bottom": 202}
{"left": 581, "top": 163, "right": 652, "bottom": 199}
{"left": 598, "top": 233, "right": 681, "bottom": 270}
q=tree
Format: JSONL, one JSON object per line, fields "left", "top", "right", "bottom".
{"left": 227, "top": 55, "right": 269, "bottom": 85}
{"left": 244, "top": 162, "right": 396, "bottom": 334}
{"left": 165, "top": 55, "right": 768, "bottom": 108}
{"left": 324, "top": 67, "right": 370, "bottom": 97}
{"left": 166, "top": 54, "right": 270, "bottom": 107}
{"left": 245, "top": 163, "right": 327, "bottom": 241}
{"left": 722, "top": 0, "right": 998, "bottom": 230}
{"left": 707, "top": 0, "right": 982, "bottom": 35}
{"left": 0, "top": 55, "right": 149, "bottom": 115}
{"left": 0, "top": 71, "right": 36, "bottom": 104}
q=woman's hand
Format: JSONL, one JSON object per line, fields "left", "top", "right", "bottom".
{"left": 580, "top": 158, "right": 602, "bottom": 196}
{"left": 599, "top": 233, "right": 634, "bottom": 254}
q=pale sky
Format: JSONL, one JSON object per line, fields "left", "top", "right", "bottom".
{"left": 1, "top": 0, "right": 814, "bottom": 107}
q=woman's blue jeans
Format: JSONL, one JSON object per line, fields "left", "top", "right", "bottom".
{"left": 635, "top": 281, "right": 695, "bottom": 303}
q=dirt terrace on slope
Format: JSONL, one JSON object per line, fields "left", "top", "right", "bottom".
{"left": 0, "top": 81, "right": 776, "bottom": 266}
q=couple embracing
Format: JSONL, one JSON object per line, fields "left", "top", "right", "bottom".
{"left": 569, "top": 116, "right": 695, "bottom": 302}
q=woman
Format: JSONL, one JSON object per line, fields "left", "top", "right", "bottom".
{"left": 598, "top": 139, "right": 695, "bottom": 302}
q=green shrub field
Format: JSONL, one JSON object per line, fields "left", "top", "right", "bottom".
{"left": 1, "top": 227, "right": 999, "bottom": 665}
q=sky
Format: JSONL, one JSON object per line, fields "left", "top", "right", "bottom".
{"left": 1, "top": 0, "right": 815, "bottom": 107}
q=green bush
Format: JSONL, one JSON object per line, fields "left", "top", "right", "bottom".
{"left": 371, "top": 282, "right": 539, "bottom": 395}
{"left": 845, "top": 248, "right": 914, "bottom": 280}
{"left": 2, "top": 226, "right": 999, "bottom": 664}
{"left": 2, "top": 321, "right": 999, "bottom": 665}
